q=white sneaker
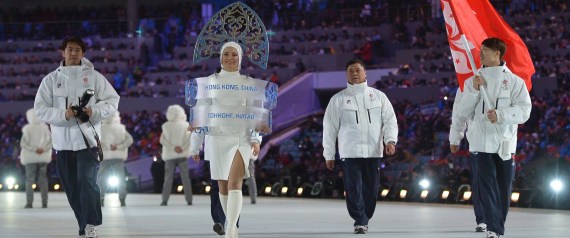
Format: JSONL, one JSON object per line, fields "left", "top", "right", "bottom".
{"left": 476, "top": 223, "right": 487, "bottom": 232}
{"left": 85, "top": 224, "right": 97, "bottom": 238}
{"left": 487, "top": 231, "right": 500, "bottom": 238}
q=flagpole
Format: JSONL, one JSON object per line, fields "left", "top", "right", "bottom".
{"left": 460, "top": 35, "right": 493, "bottom": 109}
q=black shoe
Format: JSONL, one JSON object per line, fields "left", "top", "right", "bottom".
{"left": 251, "top": 199, "right": 256, "bottom": 204}
{"left": 24, "top": 204, "right": 32, "bottom": 209}
{"left": 187, "top": 201, "right": 192, "bottom": 206}
{"left": 42, "top": 203, "right": 47, "bottom": 208}
{"left": 213, "top": 223, "right": 225, "bottom": 235}
{"left": 476, "top": 223, "right": 487, "bottom": 232}
{"left": 160, "top": 201, "right": 167, "bottom": 206}
{"left": 120, "top": 199, "right": 126, "bottom": 207}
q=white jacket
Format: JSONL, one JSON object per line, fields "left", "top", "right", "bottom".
{"left": 34, "top": 58, "right": 120, "bottom": 151}
{"left": 160, "top": 105, "right": 192, "bottom": 161}
{"left": 449, "top": 65, "right": 531, "bottom": 160}
{"left": 101, "top": 112, "right": 133, "bottom": 160}
{"left": 20, "top": 109, "right": 52, "bottom": 165}
{"left": 323, "top": 82, "right": 398, "bottom": 160}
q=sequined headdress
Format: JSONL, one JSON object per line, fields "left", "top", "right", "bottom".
{"left": 193, "top": 1, "right": 269, "bottom": 69}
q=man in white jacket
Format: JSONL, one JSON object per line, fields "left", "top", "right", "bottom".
{"left": 323, "top": 59, "right": 398, "bottom": 234}
{"left": 159, "top": 104, "right": 193, "bottom": 206}
{"left": 98, "top": 111, "right": 133, "bottom": 207}
{"left": 34, "top": 37, "right": 120, "bottom": 238}
{"left": 449, "top": 37, "right": 531, "bottom": 238}
{"left": 20, "top": 108, "right": 52, "bottom": 209}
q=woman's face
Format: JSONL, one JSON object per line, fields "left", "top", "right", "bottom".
{"left": 221, "top": 47, "right": 239, "bottom": 72}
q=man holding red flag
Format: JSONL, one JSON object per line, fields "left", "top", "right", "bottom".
{"left": 443, "top": 1, "right": 534, "bottom": 237}
{"left": 450, "top": 38, "right": 531, "bottom": 238}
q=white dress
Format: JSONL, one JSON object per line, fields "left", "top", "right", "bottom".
{"left": 190, "top": 69, "right": 262, "bottom": 180}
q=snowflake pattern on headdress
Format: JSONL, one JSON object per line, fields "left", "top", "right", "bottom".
{"left": 193, "top": 1, "right": 269, "bottom": 69}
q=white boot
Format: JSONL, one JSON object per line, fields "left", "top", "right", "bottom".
{"left": 225, "top": 190, "right": 242, "bottom": 238}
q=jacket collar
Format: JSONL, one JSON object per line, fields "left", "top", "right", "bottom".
{"left": 346, "top": 81, "right": 368, "bottom": 95}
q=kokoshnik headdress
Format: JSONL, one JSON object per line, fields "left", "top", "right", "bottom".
{"left": 193, "top": 1, "right": 269, "bottom": 69}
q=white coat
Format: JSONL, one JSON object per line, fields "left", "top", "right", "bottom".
{"left": 449, "top": 65, "right": 532, "bottom": 160}
{"left": 34, "top": 58, "right": 120, "bottom": 151}
{"left": 20, "top": 109, "right": 52, "bottom": 165}
{"left": 101, "top": 112, "right": 133, "bottom": 160}
{"left": 323, "top": 82, "right": 398, "bottom": 160}
{"left": 160, "top": 105, "right": 192, "bottom": 161}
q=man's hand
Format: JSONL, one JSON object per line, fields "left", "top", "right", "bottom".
{"left": 35, "top": 148, "right": 44, "bottom": 154}
{"left": 487, "top": 109, "right": 498, "bottom": 123}
{"left": 187, "top": 125, "right": 199, "bottom": 132}
{"left": 175, "top": 146, "right": 183, "bottom": 153}
{"left": 83, "top": 107, "right": 93, "bottom": 117}
{"left": 386, "top": 143, "right": 396, "bottom": 155}
{"left": 326, "top": 160, "right": 335, "bottom": 170}
{"left": 256, "top": 124, "right": 271, "bottom": 134}
{"left": 110, "top": 144, "right": 117, "bottom": 151}
{"left": 65, "top": 104, "right": 75, "bottom": 120}
{"left": 252, "top": 143, "right": 260, "bottom": 156}
{"left": 192, "top": 155, "right": 201, "bottom": 162}
{"left": 473, "top": 74, "right": 486, "bottom": 91}
{"left": 450, "top": 144, "right": 459, "bottom": 153}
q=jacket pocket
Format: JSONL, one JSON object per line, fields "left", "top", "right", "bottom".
{"left": 341, "top": 100, "right": 358, "bottom": 124}
{"left": 53, "top": 87, "right": 67, "bottom": 110}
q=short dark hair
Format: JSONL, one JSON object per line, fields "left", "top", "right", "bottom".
{"left": 482, "top": 37, "right": 506, "bottom": 61}
{"left": 59, "top": 37, "right": 87, "bottom": 53}
{"left": 345, "top": 59, "right": 366, "bottom": 71}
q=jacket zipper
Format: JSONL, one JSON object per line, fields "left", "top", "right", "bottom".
{"left": 367, "top": 109, "right": 371, "bottom": 123}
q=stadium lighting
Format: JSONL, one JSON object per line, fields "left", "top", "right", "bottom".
{"left": 380, "top": 189, "right": 390, "bottom": 198}
{"left": 511, "top": 192, "right": 520, "bottom": 203}
{"left": 420, "top": 190, "right": 429, "bottom": 199}
{"left": 205, "top": 185, "right": 211, "bottom": 193}
{"left": 399, "top": 189, "right": 407, "bottom": 199}
{"left": 281, "top": 187, "right": 288, "bottom": 195}
{"left": 441, "top": 190, "right": 450, "bottom": 199}
{"left": 296, "top": 187, "right": 303, "bottom": 196}
{"left": 463, "top": 191, "right": 472, "bottom": 201}
{"left": 264, "top": 186, "right": 271, "bottom": 194}
{"left": 54, "top": 184, "right": 61, "bottom": 190}
{"left": 32, "top": 184, "right": 37, "bottom": 189}
{"left": 550, "top": 179, "right": 563, "bottom": 192}
{"left": 108, "top": 176, "right": 119, "bottom": 187}
{"left": 177, "top": 185, "right": 183, "bottom": 192}
{"left": 419, "top": 179, "right": 430, "bottom": 189}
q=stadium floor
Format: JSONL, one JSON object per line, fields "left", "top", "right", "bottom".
{"left": 1, "top": 192, "right": 568, "bottom": 237}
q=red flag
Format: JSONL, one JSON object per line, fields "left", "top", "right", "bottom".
{"left": 441, "top": 0, "right": 534, "bottom": 91}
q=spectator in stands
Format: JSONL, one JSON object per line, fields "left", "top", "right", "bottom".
{"left": 34, "top": 36, "right": 120, "bottom": 238}
{"left": 449, "top": 37, "right": 531, "bottom": 238}
{"left": 159, "top": 104, "right": 193, "bottom": 206}
{"left": 98, "top": 111, "right": 133, "bottom": 207}
{"left": 20, "top": 108, "right": 52, "bottom": 209}
{"left": 189, "top": 42, "right": 264, "bottom": 237}
{"left": 323, "top": 59, "right": 398, "bottom": 234}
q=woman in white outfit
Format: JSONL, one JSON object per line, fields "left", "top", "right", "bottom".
{"left": 98, "top": 111, "right": 133, "bottom": 207}
{"left": 160, "top": 104, "right": 193, "bottom": 206}
{"left": 20, "top": 108, "right": 52, "bottom": 209}
{"left": 190, "top": 42, "right": 263, "bottom": 238}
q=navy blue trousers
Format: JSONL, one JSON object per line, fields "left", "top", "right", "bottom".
{"left": 474, "top": 152, "right": 515, "bottom": 236}
{"left": 342, "top": 157, "right": 380, "bottom": 226}
{"left": 469, "top": 154, "right": 485, "bottom": 225}
{"left": 209, "top": 179, "right": 226, "bottom": 225}
{"left": 56, "top": 148, "right": 102, "bottom": 236}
